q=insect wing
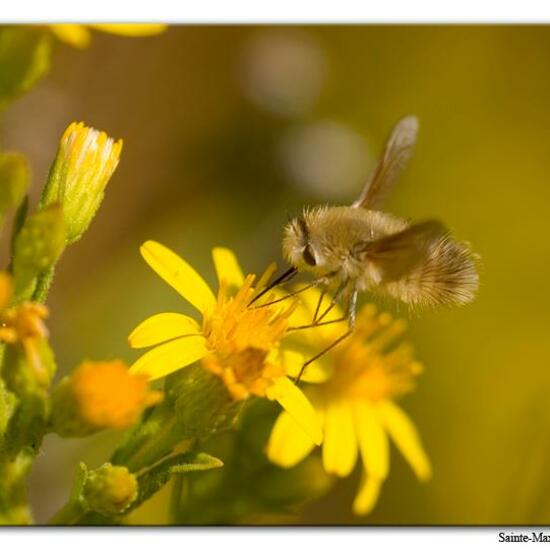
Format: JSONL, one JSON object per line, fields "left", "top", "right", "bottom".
{"left": 355, "top": 220, "right": 447, "bottom": 281}
{"left": 352, "top": 115, "right": 418, "bottom": 210}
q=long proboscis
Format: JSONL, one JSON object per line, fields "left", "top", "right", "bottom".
{"left": 248, "top": 266, "right": 298, "bottom": 306}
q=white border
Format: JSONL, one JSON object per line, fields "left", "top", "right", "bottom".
{"left": 0, "top": 527, "right": 510, "bottom": 549}
{"left": 0, "top": 3, "right": 547, "bottom": 545}
{"left": 2, "top": 0, "right": 550, "bottom": 23}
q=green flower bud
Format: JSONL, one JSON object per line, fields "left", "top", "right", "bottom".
{"left": 40, "top": 122, "right": 122, "bottom": 244}
{"left": 172, "top": 365, "right": 243, "bottom": 440}
{"left": 83, "top": 463, "right": 138, "bottom": 516}
{"left": 0, "top": 152, "right": 29, "bottom": 215}
{"left": 1, "top": 333, "right": 54, "bottom": 398}
{"left": 12, "top": 204, "right": 66, "bottom": 300}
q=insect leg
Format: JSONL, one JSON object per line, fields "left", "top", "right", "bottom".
{"left": 250, "top": 278, "right": 322, "bottom": 309}
{"left": 348, "top": 288, "right": 358, "bottom": 329}
{"left": 312, "top": 288, "right": 326, "bottom": 324}
{"left": 294, "top": 285, "right": 357, "bottom": 384}
{"left": 288, "top": 316, "right": 348, "bottom": 332}
{"left": 251, "top": 270, "right": 339, "bottom": 309}
{"left": 315, "top": 279, "right": 349, "bottom": 323}
{"left": 289, "top": 280, "right": 350, "bottom": 331}
{"left": 294, "top": 329, "right": 353, "bottom": 384}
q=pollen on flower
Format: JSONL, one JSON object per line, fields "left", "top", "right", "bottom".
{"left": 0, "top": 293, "right": 50, "bottom": 380}
{"left": 201, "top": 275, "right": 293, "bottom": 400}
{"left": 0, "top": 302, "right": 49, "bottom": 344}
{"left": 66, "top": 360, "right": 162, "bottom": 430}
{"left": 324, "top": 306, "right": 422, "bottom": 402}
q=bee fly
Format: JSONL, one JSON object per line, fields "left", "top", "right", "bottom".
{"left": 251, "top": 115, "right": 479, "bottom": 381}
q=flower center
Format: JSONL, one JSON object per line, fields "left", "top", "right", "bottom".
{"left": 201, "top": 274, "right": 293, "bottom": 400}
{"left": 324, "top": 306, "right": 422, "bottom": 402}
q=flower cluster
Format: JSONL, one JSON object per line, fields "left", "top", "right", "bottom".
{"left": 0, "top": 22, "right": 435, "bottom": 523}
{"left": 268, "top": 290, "right": 431, "bottom": 515}
{"left": 127, "top": 243, "right": 431, "bottom": 516}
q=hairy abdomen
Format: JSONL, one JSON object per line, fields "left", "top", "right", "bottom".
{"left": 380, "top": 234, "right": 479, "bottom": 308}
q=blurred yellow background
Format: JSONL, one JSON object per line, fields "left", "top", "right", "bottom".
{"left": 3, "top": 25, "right": 550, "bottom": 524}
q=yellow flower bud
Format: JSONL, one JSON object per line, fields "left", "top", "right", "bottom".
{"left": 83, "top": 463, "right": 137, "bottom": 515}
{"left": 41, "top": 122, "right": 122, "bottom": 244}
{"left": 51, "top": 360, "right": 162, "bottom": 437}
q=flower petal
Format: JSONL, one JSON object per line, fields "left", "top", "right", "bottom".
{"left": 353, "top": 401, "right": 389, "bottom": 480}
{"left": 50, "top": 25, "right": 91, "bottom": 48}
{"left": 89, "top": 24, "right": 167, "bottom": 37}
{"left": 283, "top": 349, "right": 332, "bottom": 383}
{"left": 267, "top": 410, "right": 316, "bottom": 468}
{"left": 130, "top": 336, "right": 209, "bottom": 380}
{"left": 128, "top": 313, "right": 200, "bottom": 349}
{"left": 378, "top": 400, "right": 432, "bottom": 481}
{"left": 266, "top": 377, "right": 322, "bottom": 445}
{"left": 323, "top": 399, "right": 358, "bottom": 477}
{"left": 140, "top": 240, "right": 215, "bottom": 314}
{"left": 353, "top": 472, "right": 383, "bottom": 516}
{"left": 212, "top": 247, "right": 244, "bottom": 289}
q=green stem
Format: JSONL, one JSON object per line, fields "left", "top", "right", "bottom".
{"left": 0, "top": 378, "right": 14, "bottom": 436}
{"left": 169, "top": 475, "right": 185, "bottom": 524}
{"left": 123, "top": 417, "right": 182, "bottom": 472}
{"left": 0, "top": 449, "right": 34, "bottom": 525}
{"left": 32, "top": 266, "right": 55, "bottom": 304}
{"left": 48, "top": 499, "right": 87, "bottom": 526}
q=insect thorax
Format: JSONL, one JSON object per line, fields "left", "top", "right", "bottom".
{"left": 284, "top": 205, "right": 409, "bottom": 283}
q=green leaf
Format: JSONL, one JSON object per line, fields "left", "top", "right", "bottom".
{"left": 12, "top": 204, "right": 66, "bottom": 301}
{"left": 0, "top": 26, "right": 53, "bottom": 109}
{"left": 126, "top": 451, "right": 223, "bottom": 514}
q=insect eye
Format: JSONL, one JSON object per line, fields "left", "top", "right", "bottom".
{"left": 302, "top": 246, "right": 316, "bottom": 266}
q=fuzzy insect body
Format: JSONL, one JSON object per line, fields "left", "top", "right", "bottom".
{"left": 282, "top": 115, "right": 479, "bottom": 314}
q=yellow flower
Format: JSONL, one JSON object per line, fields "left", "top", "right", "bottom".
{"left": 128, "top": 241, "right": 322, "bottom": 445}
{"left": 0, "top": 272, "right": 49, "bottom": 379}
{"left": 49, "top": 24, "right": 167, "bottom": 49}
{"left": 41, "top": 122, "right": 122, "bottom": 244}
{"left": 51, "top": 360, "right": 162, "bottom": 437}
{"left": 267, "top": 290, "right": 431, "bottom": 515}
